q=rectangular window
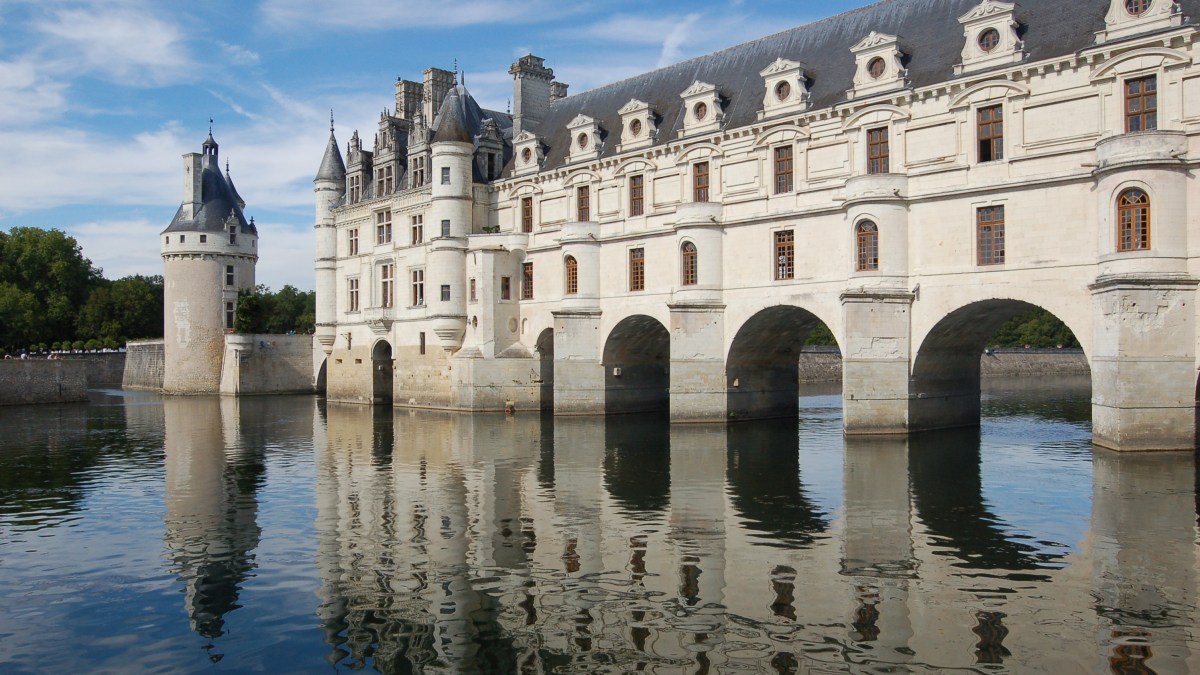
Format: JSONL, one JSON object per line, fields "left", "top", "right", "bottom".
{"left": 522, "top": 262, "right": 534, "bottom": 300}
{"left": 348, "top": 228, "right": 359, "bottom": 255}
{"left": 225, "top": 302, "right": 235, "bottom": 330}
{"left": 348, "top": 174, "right": 361, "bottom": 203}
{"left": 774, "top": 146, "right": 794, "bottom": 194}
{"left": 441, "top": 166, "right": 451, "bottom": 184}
{"left": 376, "top": 164, "right": 394, "bottom": 196}
{"left": 577, "top": 185, "right": 590, "bottom": 222}
{"left": 501, "top": 276, "right": 512, "bottom": 300}
{"left": 441, "top": 219, "right": 450, "bottom": 237}
{"left": 225, "top": 265, "right": 234, "bottom": 287}
{"left": 376, "top": 210, "right": 392, "bottom": 245}
{"left": 521, "top": 196, "right": 534, "bottom": 232}
{"left": 1126, "top": 75, "right": 1158, "bottom": 133}
{"left": 411, "top": 156, "right": 426, "bottom": 187}
{"left": 229, "top": 226, "right": 237, "bottom": 245}
{"left": 410, "top": 269, "right": 424, "bottom": 306}
{"left": 179, "top": 235, "right": 186, "bottom": 243}
{"left": 410, "top": 215, "right": 423, "bottom": 245}
{"left": 774, "top": 230, "right": 794, "bottom": 280}
{"left": 440, "top": 284, "right": 451, "bottom": 302}
{"left": 199, "top": 235, "right": 207, "bottom": 243}
{"left": 419, "top": 331, "right": 426, "bottom": 355}
{"left": 629, "top": 247, "right": 645, "bottom": 292}
{"left": 348, "top": 277, "right": 359, "bottom": 311}
{"left": 629, "top": 175, "right": 644, "bottom": 216}
{"left": 380, "top": 263, "right": 394, "bottom": 308}
{"left": 867, "top": 127, "right": 889, "bottom": 174}
{"left": 693, "top": 161, "right": 710, "bottom": 202}
{"left": 469, "top": 277, "right": 477, "bottom": 302}
{"left": 977, "top": 206, "right": 1006, "bottom": 265}
{"left": 977, "top": 105, "right": 1003, "bottom": 162}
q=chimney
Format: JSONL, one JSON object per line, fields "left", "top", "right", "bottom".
{"left": 395, "top": 79, "right": 422, "bottom": 121}
{"left": 550, "top": 81, "right": 570, "bottom": 101}
{"left": 423, "top": 67, "right": 456, "bottom": 124}
{"left": 181, "top": 152, "right": 202, "bottom": 221}
{"left": 510, "top": 54, "right": 555, "bottom": 136}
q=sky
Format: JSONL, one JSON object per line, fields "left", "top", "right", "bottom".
{"left": 0, "top": 0, "right": 877, "bottom": 292}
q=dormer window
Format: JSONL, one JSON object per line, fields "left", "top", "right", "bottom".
{"left": 694, "top": 102, "right": 708, "bottom": 122}
{"left": 758, "top": 58, "right": 810, "bottom": 120}
{"left": 955, "top": 2, "right": 1023, "bottom": 75}
{"left": 617, "top": 99, "right": 656, "bottom": 151}
{"left": 522, "top": 148, "right": 532, "bottom": 163}
{"left": 848, "top": 33, "right": 907, "bottom": 100}
{"left": 774, "top": 81, "right": 791, "bottom": 101}
{"left": 566, "top": 114, "right": 602, "bottom": 163}
{"left": 868, "top": 57, "right": 886, "bottom": 79}
{"left": 1126, "top": 0, "right": 1152, "bottom": 15}
{"left": 578, "top": 132, "right": 589, "bottom": 149}
{"left": 680, "top": 81, "right": 723, "bottom": 137}
{"left": 978, "top": 28, "right": 1000, "bottom": 51}
{"left": 513, "top": 131, "right": 544, "bottom": 176}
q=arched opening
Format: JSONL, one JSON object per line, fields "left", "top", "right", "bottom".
{"left": 727, "top": 305, "right": 836, "bottom": 420}
{"left": 603, "top": 315, "right": 670, "bottom": 415}
{"left": 536, "top": 328, "right": 555, "bottom": 411}
{"left": 910, "top": 300, "right": 1089, "bottom": 432}
{"left": 370, "top": 340, "right": 393, "bottom": 405}
{"left": 315, "top": 359, "right": 327, "bottom": 397}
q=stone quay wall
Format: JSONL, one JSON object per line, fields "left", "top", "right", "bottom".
{"left": 58, "top": 352, "right": 126, "bottom": 386}
{"left": 123, "top": 340, "right": 165, "bottom": 391}
{"left": 220, "top": 334, "right": 315, "bottom": 395}
{"left": 799, "top": 347, "right": 1089, "bottom": 383}
{"left": 0, "top": 360, "right": 89, "bottom": 406}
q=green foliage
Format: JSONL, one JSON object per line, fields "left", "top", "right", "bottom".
{"left": 991, "top": 308, "right": 1080, "bottom": 348}
{"left": 76, "top": 275, "right": 164, "bottom": 343}
{"left": 803, "top": 323, "right": 837, "bottom": 347}
{"left": 235, "top": 285, "right": 316, "bottom": 335}
{"left": 0, "top": 228, "right": 103, "bottom": 350}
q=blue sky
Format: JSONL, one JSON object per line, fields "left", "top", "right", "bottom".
{"left": 0, "top": 0, "right": 876, "bottom": 291}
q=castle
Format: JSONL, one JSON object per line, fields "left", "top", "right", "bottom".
{"left": 314, "top": 0, "right": 1200, "bottom": 451}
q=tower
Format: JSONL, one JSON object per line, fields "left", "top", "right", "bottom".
{"left": 161, "top": 131, "right": 258, "bottom": 394}
{"left": 314, "top": 115, "right": 347, "bottom": 367}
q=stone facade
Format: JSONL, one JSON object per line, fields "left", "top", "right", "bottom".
{"left": 316, "top": 0, "right": 1200, "bottom": 450}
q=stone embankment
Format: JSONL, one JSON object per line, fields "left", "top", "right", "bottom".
{"left": 798, "top": 347, "right": 1089, "bottom": 382}
{"left": 123, "top": 340, "right": 165, "bottom": 391}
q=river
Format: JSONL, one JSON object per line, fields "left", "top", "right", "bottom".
{"left": 0, "top": 377, "right": 1196, "bottom": 673}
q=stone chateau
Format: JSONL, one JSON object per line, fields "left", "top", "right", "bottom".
{"left": 314, "top": 0, "right": 1200, "bottom": 451}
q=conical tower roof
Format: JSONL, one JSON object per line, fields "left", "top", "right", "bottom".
{"left": 225, "top": 161, "right": 246, "bottom": 210}
{"left": 316, "top": 128, "right": 346, "bottom": 183}
{"left": 431, "top": 84, "right": 486, "bottom": 144}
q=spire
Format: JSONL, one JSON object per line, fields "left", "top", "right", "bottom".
{"left": 202, "top": 118, "right": 218, "bottom": 161}
{"left": 316, "top": 117, "right": 347, "bottom": 186}
{"left": 224, "top": 159, "right": 246, "bottom": 210}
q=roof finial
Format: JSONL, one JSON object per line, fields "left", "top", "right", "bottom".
{"left": 453, "top": 58, "right": 458, "bottom": 74}
{"left": 330, "top": 109, "right": 335, "bottom": 133}
{"left": 461, "top": 70, "right": 466, "bottom": 86}
{"left": 225, "top": 158, "right": 230, "bottom": 172}
{"left": 209, "top": 117, "right": 213, "bottom": 134}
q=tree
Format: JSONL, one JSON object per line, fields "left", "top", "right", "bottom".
{"left": 991, "top": 308, "right": 1080, "bottom": 349}
{"left": 76, "top": 274, "right": 164, "bottom": 342}
{"left": 0, "top": 282, "right": 39, "bottom": 349}
{"left": 0, "top": 227, "right": 103, "bottom": 348}
{"left": 235, "top": 285, "right": 316, "bottom": 334}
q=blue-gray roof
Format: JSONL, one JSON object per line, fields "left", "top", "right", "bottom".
{"left": 164, "top": 156, "right": 254, "bottom": 235}
{"left": 525, "top": 0, "right": 1197, "bottom": 171}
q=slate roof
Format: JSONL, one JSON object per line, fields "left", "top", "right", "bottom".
{"left": 525, "top": 0, "right": 1199, "bottom": 172}
{"left": 164, "top": 154, "right": 254, "bottom": 235}
{"left": 316, "top": 129, "right": 347, "bottom": 184}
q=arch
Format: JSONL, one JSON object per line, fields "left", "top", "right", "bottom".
{"left": 948, "top": 80, "right": 1030, "bottom": 110}
{"left": 842, "top": 103, "right": 911, "bottom": 130}
{"left": 910, "top": 300, "right": 1090, "bottom": 432}
{"left": 370, "top": 339, "right": 393, "bottom": 405}
{"left": 535, "top": 327, "right": 554, "bottom": 411}
{"left": 680, "top": 241, "right": 698, "bottom": 285}
{"left": 1117, "top": 187, "right": 1151, "bottom": 252}
{"left": 754, "top": 124, "right": 810, "bottom": 148}
{"left": 613, "top": 157, "right": 655, "bottom": 176}
{"left": 503, "top": 180, "right": 543, "bottom": 201}
{"left": 675, "top": 142, "right": 723, "bottom": 164}
{"left": 727, "top": 305, "right": 837, "bottom": 420}
{"left": 603, "top": 314, "right": 670, "bottom": 415}
{"left": 855, "top": 221, "right": 879, "bottom": 271}
{"left": 1090, "top": 46, "right": 1188, "bottom": 80}
{"left": 563, "top": 169, "right": 601, "bottom": 187}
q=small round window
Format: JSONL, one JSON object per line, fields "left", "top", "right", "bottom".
{"left": 978, "top": 28, "right": 1000, "bottom": 52}
{"left": 521, "top": 147, "right": 532, "bottom": 163}
{"left": 774, "top": 80, "right": 791, "bottom": 101}
{"left": 577, "top": 132, "right": 589, "bottom": 149}
{"left": 867, "top": 57, "right": 886, "bottom": 79}
{"left": 629, "top": 119, "right": 642, "bottom": 136}
{"left": 1125, "top": 0, "right": 1152, "bottom": 16}
{"left": 694, "top": 102, "right": 708, "bottom": 121}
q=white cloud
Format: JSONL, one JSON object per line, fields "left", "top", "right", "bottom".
{"left": 657, "top": 13, "right": 703, "bottom": 68}
{"left": 254, "top": 222, "right": 316, "bottom": 291}
{"left": 220, "top": 43, "right": 260, "bottom": 66}
{"left": 32, "top": 7, "right": 192, "bottom": 85}
{"left": 68, "top": 218, "right": 164, "bottom": 281}
{"left": 0, "top": 59, "right": 68, "bottom": 125}
{"left": 260, "top": 0, "right": 583, "bottom": 31}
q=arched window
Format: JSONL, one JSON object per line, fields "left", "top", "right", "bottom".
{"left": 1117, "top": 188, "right": 1151, "bottom": 252}
{"left": 564, "top": 255, "right": 579, "bottom": 295}
{"left": 681, "top": 242, "right": 698, "bottom": 286}
{"left": 856, "top": 222, "right": 879, "bottom": 271}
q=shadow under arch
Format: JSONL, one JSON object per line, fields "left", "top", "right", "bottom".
{"left": 536, "top": 327, "right": 554, "bottom": 411}
{"left": 370, "top": 340, "right": 393, "bottom": 405}
{"left": 603, "top": 315, "right": 670, "bottom": 415}
{"left": 910, "top": 299, "right": 1090, "bottom": 433}
{"left": 727, "top": 305, "right": 838, "bottom": 420}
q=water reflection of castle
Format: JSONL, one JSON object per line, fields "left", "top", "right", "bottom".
{"left": 307, "top": 405, "right": 1199, "bottom": 674}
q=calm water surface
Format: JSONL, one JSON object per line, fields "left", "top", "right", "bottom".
{"left": 0, "top": 378, "right": 1197, "bottom": 673}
